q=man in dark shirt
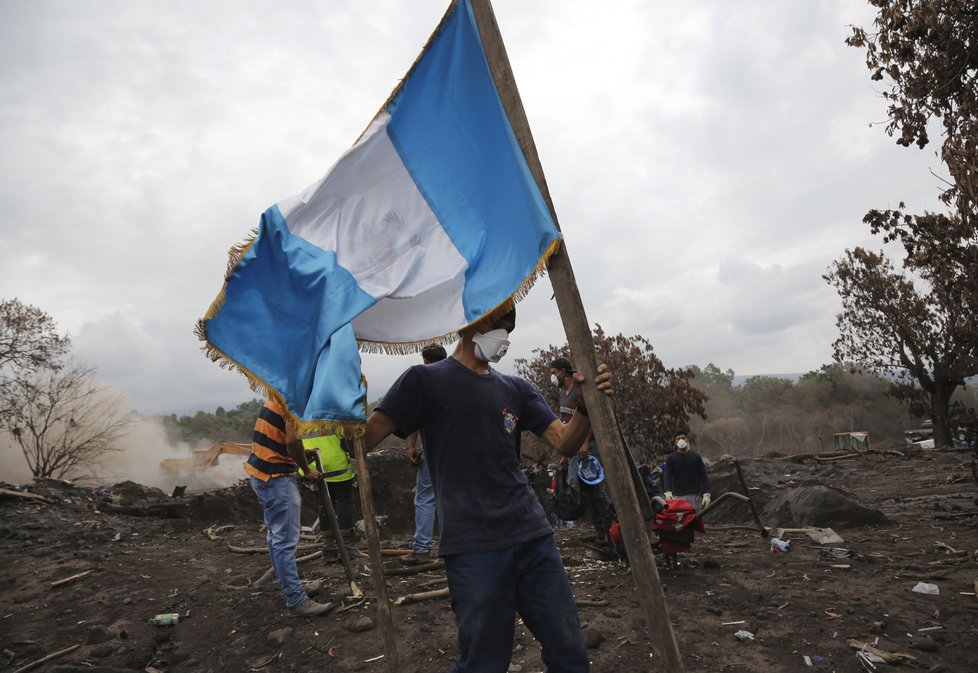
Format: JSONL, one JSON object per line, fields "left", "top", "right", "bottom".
{"left": 363, "top": 306, "right": 611, "bottom": 673}
{"left": 662, "top": 431, "right": 711, "bottom": 512}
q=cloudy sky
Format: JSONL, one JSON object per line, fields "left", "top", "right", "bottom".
{"left": 0, "top": 0, "right": 949, "bottom": 418}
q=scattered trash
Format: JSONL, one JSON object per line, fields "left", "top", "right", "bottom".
{"left": 770, "top": 537, "right": 791, "bottom": 553}
{"left": 112, "top": 532, "right": 121, "bottom": 542}
{"left": 856, "top": 650, "right": 886, "bottom": 671}
{"left": 848, "top": 638, "right": 918, "bottom": 666}
{"left": 733, "top": 630, "right": 755, "bottom": 642}
{"left": 803, "top": 654, "right": 823, "bottom": 666}
{"left": 150, "top": 613, "right": 180, "bottom": 626}
{"left": 911, "top": 582, "right": 939, "bottom": 595}
{"left": 774, "top": 527, "right": 843, "bottom": 544}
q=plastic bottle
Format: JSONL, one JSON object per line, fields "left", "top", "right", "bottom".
{"left": 770, "top": 537, "right": 791, "bottom": 553}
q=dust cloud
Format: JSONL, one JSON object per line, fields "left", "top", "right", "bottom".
{"left": 99, "top": 418, "right": 249, "bottom": 494}
{"left": 0, "top": 436, "right": 34, "bottom": 484}
{"left": 0, "top": 416, "right": 249, "bottom": 493}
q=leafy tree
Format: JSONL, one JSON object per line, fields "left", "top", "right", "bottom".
{"left": 847, "top": 0, "right": 978, "bottom": 217}
{"left": 826, "top": 1, "right": 978, "bottom": 447}
{"left": 1, "top": 360, "right": 135, "bottom": 479}
{"left": 0, "top": 299, "right": 70, "bottom": 416}
{"left": 514, "top": 325, "right": 706, "bottom": 463}
{"left": 690, "top": 363, "right": 735, "bottom": 391}
{"left": 688, "top": 363, "right": 737, "bottom": 432}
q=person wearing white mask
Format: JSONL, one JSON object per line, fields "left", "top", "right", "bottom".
{"left": 361, "top": 302, "right": 613, "bottom": 673}
{"left": 662, "top": 431, "right": 711, "bottom": 512}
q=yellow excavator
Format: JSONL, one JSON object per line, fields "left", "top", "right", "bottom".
{"left": 159, "top": 442, "right": 251, "bottom": 473}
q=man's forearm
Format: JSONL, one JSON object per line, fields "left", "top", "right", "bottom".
{"left": 555, "top": 413, "right": 591, "bottom": 457}
{"left": 364, "top": 410, "right": 398, "bottom": 453}
{"left": 286, "top": 439, "right": 312, "bottom": 471}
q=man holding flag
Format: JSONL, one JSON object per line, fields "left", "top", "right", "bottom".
{"left": 363, "top": 306, "right": 612, "bottom": 673}
{"left": 199, "top": 0, "right": 625, "bottom": 666}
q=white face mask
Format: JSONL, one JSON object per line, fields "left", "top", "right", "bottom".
{"left": 472, "top": 328, "right": 510, "bottom": 363}
{"left": 550, "top": 374, "right": 560, "bottom": 387}
{"left": 676, "top": 438, "right": 688, "bottom": 450}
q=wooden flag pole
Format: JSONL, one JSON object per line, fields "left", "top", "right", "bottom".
{"left": 469, "top": 1, "right": 685, "bottom": 670}
{"left": 351, "top": 436, "right": 398, "bottom": 672}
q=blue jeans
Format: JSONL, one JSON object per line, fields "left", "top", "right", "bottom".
{"left": 249, "top": 475, "right": 306, "bottom": 609}
{"left": 413, "top": 457, "right": 436, "bottom": 553}
{"left": 444, "top": 535, "right": 589, "bottom": 673}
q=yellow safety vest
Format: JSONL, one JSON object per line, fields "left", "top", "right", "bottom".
{"left": 301, "top": 434, "right": 355, "bottom": 483}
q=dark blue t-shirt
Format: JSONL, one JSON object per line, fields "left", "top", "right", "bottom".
{"left": 376, "top": 357, "right": 557, "bottom": 555}
{"left": 663, "top": 450, "right": 710, "bottom": 496}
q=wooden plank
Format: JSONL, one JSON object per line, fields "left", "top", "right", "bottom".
{"left": 351, "top": 436, "right": 398, "bottom": 673}
{"left": 468, "top": 3, "right": 684, "bottom": 670}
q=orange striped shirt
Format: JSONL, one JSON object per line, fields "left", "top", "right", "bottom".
{"left": 245, "top": 399, "right": 297, "bottom": 481}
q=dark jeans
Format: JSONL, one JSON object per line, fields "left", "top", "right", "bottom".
{"left": 444, "top": 535, "right": 589, "bottom": 673}
{"left": 568, "top": 440, "right": 613, "bottom": 538}
{"left": 325, "top": 477, "right": 356, "bottom": 529}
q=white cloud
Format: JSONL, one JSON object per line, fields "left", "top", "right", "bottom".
{"left": 0, "top": 0, "right": 952, "bottom": 417}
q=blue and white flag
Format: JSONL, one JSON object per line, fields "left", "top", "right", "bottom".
{"left": 198, "top": 0, "right": 560, "bottom": 433}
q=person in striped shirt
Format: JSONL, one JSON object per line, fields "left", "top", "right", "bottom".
{"left": 246, "top": 397, "right": 334, "bottom": 617}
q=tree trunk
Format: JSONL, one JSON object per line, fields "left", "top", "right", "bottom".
{"left": 929, "top": 380, "right": 956, "bottom": 448}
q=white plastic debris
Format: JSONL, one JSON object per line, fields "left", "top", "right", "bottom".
{"left": 911, "top": 582, "right": 939, "bottom": 595}
{"left": 733, "top": 630, "right": 755, "bottom": 642}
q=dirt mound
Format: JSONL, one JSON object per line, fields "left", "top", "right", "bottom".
{"left": 762, "top": 484, "right": 889, "bottom": 528}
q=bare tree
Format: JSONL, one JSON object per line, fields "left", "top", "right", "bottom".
{"left": 2, "top": 360, "right": 134, "bottom": 479}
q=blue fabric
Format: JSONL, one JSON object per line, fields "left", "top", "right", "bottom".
{"left": 249, "top": 475, "right": 307, "bottom": 608}
{"left": 386, "top": 0, "right": 559, "bottom": 321}
{"left": 444, "top": 535, "right": 589, "bottom": 673}
{"left": 203, "top": 0, "right": 560, "bottom": 429}
{"left": 413, "top": 454, "right": 436, "bottom": 553}
{"left": 376, "top": 357, "right": 556, "bottom": 555}
{"left": 208, "top": 207, "right": 374, "bottom": 423}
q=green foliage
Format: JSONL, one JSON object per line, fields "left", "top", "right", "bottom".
{"left": 692, "top": 364, "right": 912, "bottom": 456}
{"left": 159, "top": 398, "right": 264, "bottom": 444}
{"left": 690, "top": 363, "right": 735, "bottom": 391}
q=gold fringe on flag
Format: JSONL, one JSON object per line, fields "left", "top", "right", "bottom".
{"left": 196, "top": 235, "right": 560, "bottom": 436}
